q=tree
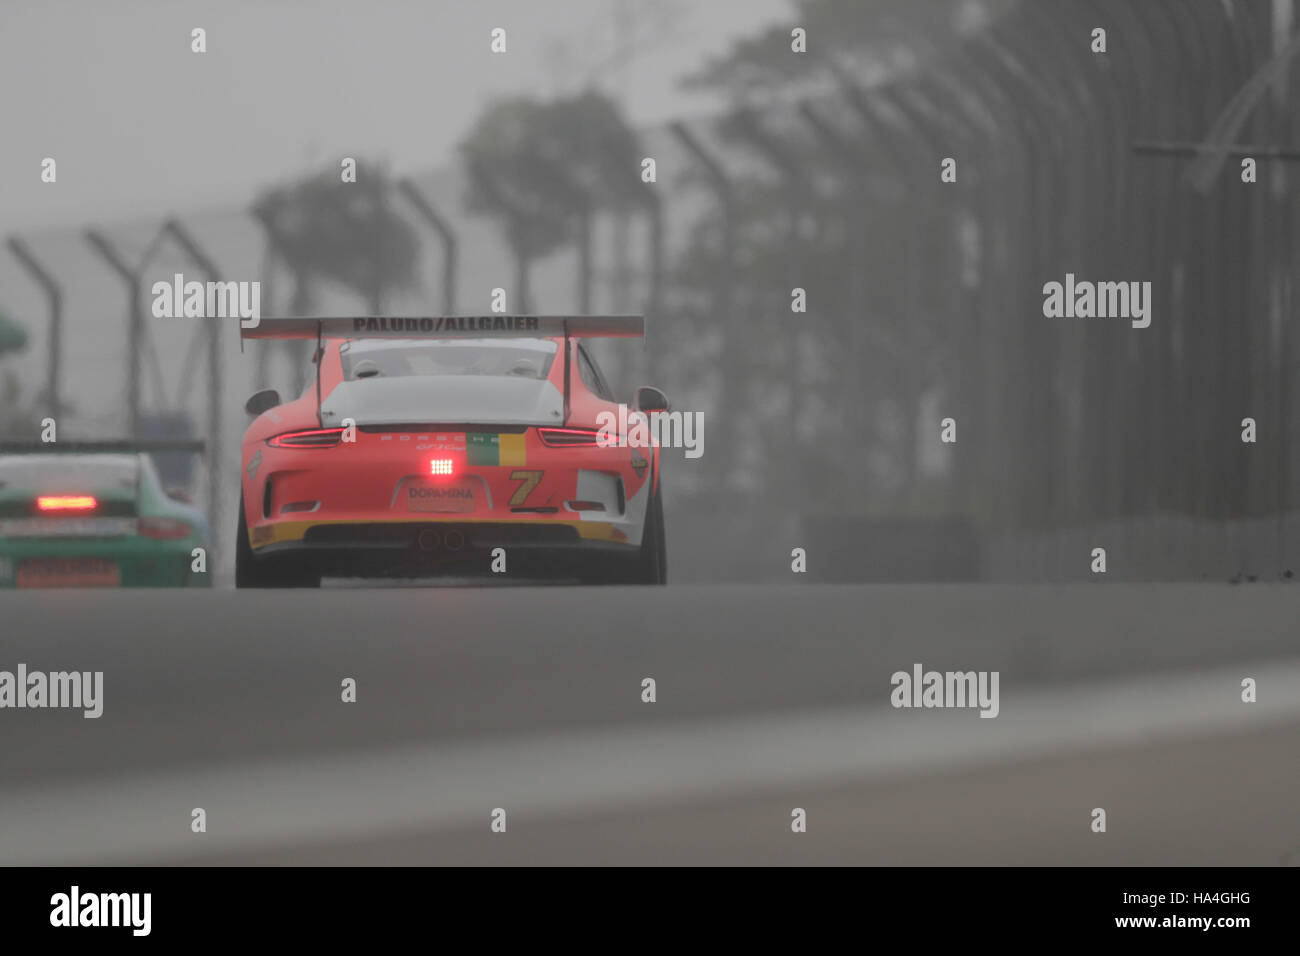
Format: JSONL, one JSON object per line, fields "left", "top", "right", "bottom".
{"left": 252, "top": 163, "right": 421, "bottom": 314}
{"left": 459, "top": 98, "right": 578, "bottom": 311}
{"left": 684, "top": 0, "right": 1014, "bottom": 101}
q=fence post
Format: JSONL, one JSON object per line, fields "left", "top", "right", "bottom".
{"left": 6, "top": 237, "right": 63, "bottom": 416}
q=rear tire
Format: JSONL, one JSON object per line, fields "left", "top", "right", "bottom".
{"left": 640, "top": 481, "right": 667, "bottom": 585}
{"left": 588, "top": 478, "right": 666, "bottom": 585}
{"left": 234, "top": 491, "right": 319, "bottom": 588}
{"left": 234, "top": 492, "right": 258, "bottom": 588}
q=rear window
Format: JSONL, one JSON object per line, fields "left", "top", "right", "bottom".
{"left": 340, "top": 338, "right": 558, "bottom": 382}
{"left": 0, "top": 455, "right": 138, "bottom": 491}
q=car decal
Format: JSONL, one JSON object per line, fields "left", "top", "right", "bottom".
{"left": 467, "top": 433, "right": 526, "bottom": 467}
{"left": 417, "top": 435, "right": 468, "bottom": 451}
{"left": 507, "top": 470, "right": 544, "bottom": 506}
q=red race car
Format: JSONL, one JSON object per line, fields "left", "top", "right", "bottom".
{"left": 235, "top": 315, "right": 666, "bottom": 587}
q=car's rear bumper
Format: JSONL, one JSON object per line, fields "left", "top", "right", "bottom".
{"left": 249, "top": 514, "right": 632, "bottom": 548}
{"left": 249, "top": 518, "right": 638, "bottom": 578}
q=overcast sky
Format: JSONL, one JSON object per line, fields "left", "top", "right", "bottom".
{"left": 0, "top": 0, "right": 788, "bottom": 233}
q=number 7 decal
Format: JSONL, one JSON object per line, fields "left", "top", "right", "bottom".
{"left": 508, "top": 470, "right": 544, "bottom": 506}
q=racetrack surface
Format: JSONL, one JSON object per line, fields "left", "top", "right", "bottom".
{"left": 1, "top": 584, "right": 1297, "bottom": 864}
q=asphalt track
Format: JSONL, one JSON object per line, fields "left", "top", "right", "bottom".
{"left": 1, "top": 584, "right": 1297, "bottom": 865}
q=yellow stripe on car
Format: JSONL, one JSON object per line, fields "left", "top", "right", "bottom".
{"left": 499, "top": 432, "right": 527, "bottom": 466}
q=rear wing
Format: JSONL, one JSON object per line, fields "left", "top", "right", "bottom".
{"left": 240, "top": 315, "right": 644, "bottom": 341}
{"left": 241, "top": 315, "right": 645, "bottom": 426}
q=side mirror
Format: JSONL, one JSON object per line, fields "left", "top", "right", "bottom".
{"left": 634, "top": 386, "right": 670, "bottom": 414}
{"left": 245, "top": 389, "right": 281, "bottom": 416}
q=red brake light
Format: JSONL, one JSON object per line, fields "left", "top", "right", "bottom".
{"left": 429, "top": 459, "right": 455, "bottom": 476}
{"left": 538, "top": 428, "right": 602, "bottom": 447}
{"left": 38, "top": 495, "right": 97, "bottom": 512}
{"left": 268, "top": 428, "right": 345, "bottom": 448}
{"left": 138, "top": 516, "right": 193, "bottom": 539}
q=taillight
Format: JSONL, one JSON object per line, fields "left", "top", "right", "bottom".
{"left": 268, "top": 428, "right": 346, "bottom": 448}
{"left": 429, "top": 459, "right": 455, "bottom": 476}
{"left": 38, "top": 495, "right": 97, "bottom": 512}
{"left": 138, "top": 516, "right": 192, "bottom": 539}
{"left": 538, "top": 428, "right": 603, "bottom": 447}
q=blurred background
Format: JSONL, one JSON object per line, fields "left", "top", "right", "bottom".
{"left": 3, "top": 0, "right": 1300, "bottom": 585}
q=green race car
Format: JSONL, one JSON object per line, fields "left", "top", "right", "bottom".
{"left": 0, "top": 443, "right": 212, "bottom": 588}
